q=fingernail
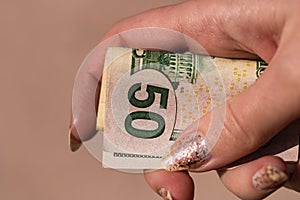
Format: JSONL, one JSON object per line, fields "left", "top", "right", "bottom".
{"left": 69, "top": 128, "right": 82, "bottom": 152}
{"left": 252, "top": 166, "right": 288, "bottom": 190}
{"left": 161, "top": 132, "right": 210, "bottom": 171}
{"left": 158, "top": 188, "right": 173, "bottom": 200}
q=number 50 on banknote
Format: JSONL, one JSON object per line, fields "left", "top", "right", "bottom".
{"left": 96, "top": 47, "right": 299, "bottom": 170}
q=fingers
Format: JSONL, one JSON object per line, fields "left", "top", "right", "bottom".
{"left": 102, "top": 0, "right": 260, "bottom": 58}
{"left": 69, "top": 0, "right": 268, "bottom": 146}
{"left": 144, "top": 170, "right": 194, "bottom": 200}
{"left": 68, "top": 0, "right": 229, "bottom": 150}
{"left": 218, "top": 156, "right": 289, "bottom": 200}
{"left": 161, "top": 34, "right": 300, "bottom": 171}
{"left": 69, "top": 81, "right": 101, "bottom": 152}
{"left": 68, "top": 2, "right": 192, "bottom": 147}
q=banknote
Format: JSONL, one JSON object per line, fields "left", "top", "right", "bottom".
{"left": 97, "top": 47, "right": 299, "bottom": 170}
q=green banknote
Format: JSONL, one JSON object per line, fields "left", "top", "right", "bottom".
{"left": 97, "top": 47, "right": 298, "bottom": 170}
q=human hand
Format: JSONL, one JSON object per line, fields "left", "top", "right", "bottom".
{"left": 70, "top": 0, "right": 300, "bottom": 199}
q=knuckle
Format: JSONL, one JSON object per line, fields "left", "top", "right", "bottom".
{"left": 221, "top": 101, "right": 260, "bottom": 153}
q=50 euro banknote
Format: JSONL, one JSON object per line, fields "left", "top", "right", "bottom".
{"left": 97, "top": 47, "right": 299, "bottom": 170}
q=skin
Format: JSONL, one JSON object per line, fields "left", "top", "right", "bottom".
{"left": 70, "top": 0, "right": 300, "bottom": 199}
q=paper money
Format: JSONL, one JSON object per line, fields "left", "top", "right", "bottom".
{"left": 97, "top": 47, "right": 299, "bottom": 170}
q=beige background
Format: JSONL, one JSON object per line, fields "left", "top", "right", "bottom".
{"left": 0, "top": 0, "right": 299, "bottom": 199}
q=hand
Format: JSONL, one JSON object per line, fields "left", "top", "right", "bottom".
{"left": 70, "top": 0, "right": 300, "bottom": 199}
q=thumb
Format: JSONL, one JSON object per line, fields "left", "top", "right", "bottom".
{"left": 162, "top": 28, "right": 300, "bottom": 171}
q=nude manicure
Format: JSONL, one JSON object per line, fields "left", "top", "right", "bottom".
{"left": 69, "top": 129, "right": 82, "bottom": 152}
{"left": 252, "top": 166, "right": 288, "bottom": 190}
{"left": 158, "top": 188, "right": 173, "bottom": 200}
{"left": 161, "top": 132, "right": 210, "bottom": 171}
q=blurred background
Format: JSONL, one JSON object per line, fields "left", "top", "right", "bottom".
{"left": 0, "top": 0, "right": 299, "bottom": 199}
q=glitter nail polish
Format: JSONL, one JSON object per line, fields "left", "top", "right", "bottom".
{"left": 252, "top": 166, "right": 288, "bottom": 190}
{"left": 161, "top": 132, "right": 210, "bottom": 171}
{"left": 158, "top": 188, "right": 173, "bottom": 200}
